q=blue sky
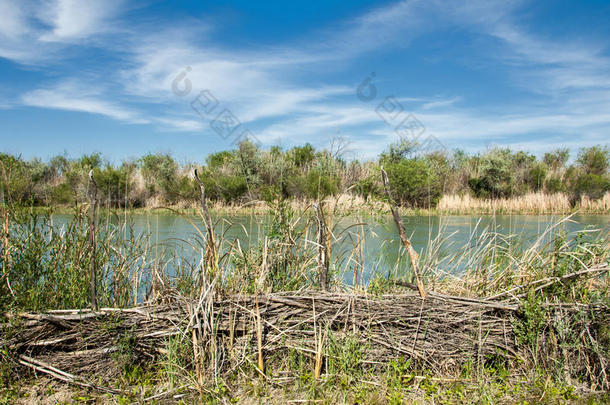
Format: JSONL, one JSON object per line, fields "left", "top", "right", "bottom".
{"left": 1, "top": 0, "right": 609, "bottom": 163}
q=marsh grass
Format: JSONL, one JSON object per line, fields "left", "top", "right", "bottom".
{"left": 0, "top": 206, "right": 156, "bottom": 311}
{"left": 438, "top": 191, "right": 610, "bottom": 215}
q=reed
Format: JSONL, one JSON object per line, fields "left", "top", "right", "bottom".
{"left": 438, "top": 191, "right": 610, "bottom": 214}
{"left": 86, "top": 190, "right": 609, "bottom": 217}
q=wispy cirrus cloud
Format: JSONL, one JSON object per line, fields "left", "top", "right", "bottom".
{"left": 0, "top": 0, "right": 124, "bottom": 63}
{"left": 38, "top": 0, "right": 124, "bottom": 43}
{"left": 21, "top": 80, "right": 145, "bottom": 123}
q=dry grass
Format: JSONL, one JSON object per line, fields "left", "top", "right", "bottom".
{"left": 120, "top": 192, "right": 610, "bottom": 216}
{"left": 438, "top": 192, "right": 610, "bottom": 214}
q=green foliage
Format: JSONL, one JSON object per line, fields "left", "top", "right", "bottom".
{"left": 381, "top": 157, "right": 441, "bottom": 207}
{"left": 94, "top": 164, "right": 132, "bottom": 206}
{"left": 218, "top": 175, "right": 248, "bottom": 202}
{"left": 206, "top": 151, "right": 233, "bottom": 169}
{"left": 291, "top": 143, "right": 315, "bottom": 168}
{"left": 380, "top": 139, "right": 417, "bottom": 164}
{"left": 0, "top": 207, "right": 150, "bottom": 312}
{"left": 543, "top": 148, "right": 569, "bottom": 171}
{"left": 1, "top": 143, "right": 609, "bottom": 210}
{"left": 468, "top": 148, "right": 515, "bottom": 198}
{"left": 574, "top": 173, "right": 610, "bottom": 200}
{"left": 577, "top": 146, "right": 609, "bottom": 176}
{"left": 139, "top": 153, "right": 178, "bottom": 201}
{"left": 544, "top": 174, "right": 565, "bottom": 193}
{"left": 327, "top": 334, "right": 364, "bottom": 377}
{"left": 356, "top": 175, "right": 380, "bottom": 201}
{"left": 304, "top": 169, "right": 340, "bottom": 199}
{"left": 526, "top": 162, "right": 547, "bottom": 192}
{"left": 112, "top": 326, "right": 141, "bottom": 377}
{"left": 163, "top": 335, "right": 192, "bottom": 388}
{"left": 514, "top": 292, "right": 547, "bottom": 349}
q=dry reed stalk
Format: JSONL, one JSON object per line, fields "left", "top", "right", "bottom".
{"left": 381, "top": 167, "right": 426, "bottom": 298}
{"left": 0, "top": 190, "right": 11, "bottom": 292}
{"left": 18, "top": 355, "right": 123, "bottom": 395}
{"left": 87, "top": 170, "right": 98, "bottom": 310}
{"left": 435, "top": 192, "right": 609, "bottom": 214}
{"left": 314, "top": 202, "right": 330, "bottom": 291}
{"left": 194, "top": 169, "right": 218, "bottom": 279}
{"left": 5, "top": 272, "right": 608, "bottom": 393}
{"left": 314, "top": 324, "right": 326, "bottom": 380}
{"left": 255, "top": 297, "right": 264, "bottom": 374}
{"left": 256, "top": 236, "right": 269, "bottom": 291}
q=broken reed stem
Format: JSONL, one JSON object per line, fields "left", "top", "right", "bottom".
{"left": 380, "top": 167, "right": 426, "bottom": 299}
{"left": 255, "top": 297, "right": 264, "bottom": 374}
{"left": 194, "top": 169, "right": 218, "bottom": 281}
{"left": 87, "top": 170, "right": 98, "bottom": 310}
{"left": 18, "top": 355, "right": 122, "bottom": 395}
{"left": 314, "top": 202, "right": 330, "bottom": 291}
{"left": 256, "top": 236, "right": 269, "bottom": 290}
{"left": 314, "top": 324, "right": 326, "bottom": 380}
{"left": 0, "top": 190, "right": 11, "bottom": 291}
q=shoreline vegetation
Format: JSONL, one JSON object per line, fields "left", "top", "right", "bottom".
{"left": 38, "top": 191, "right": 610, "bottom": 216}
{"left": 1, "top": 142, "right": 609, "bottom": 403}
{"left": 1, "top": 142, "right": 609, "bottom": 216}
{"left": 1, "top": 176, "right": 609, "bottom": 403}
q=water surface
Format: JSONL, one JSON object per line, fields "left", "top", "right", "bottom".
{"left": 50, "top": 212, "right": 608, "bottom": 284}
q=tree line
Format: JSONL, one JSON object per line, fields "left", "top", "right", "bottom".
{"left": 0, "top": 141, "right": 608, "bottom": 209}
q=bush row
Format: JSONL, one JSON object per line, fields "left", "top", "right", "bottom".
{"left": 0, "top": 142, "right": 608, "bottom": 208}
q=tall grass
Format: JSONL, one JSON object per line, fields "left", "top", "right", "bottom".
{"left": 438, "top": 191, "right": 610, "bottom": 214}
{"left": 1, "top": 193, "right": 607, "bottom": 312}
{"left": 0, "top": 206, "right": 154, "bottom": 311}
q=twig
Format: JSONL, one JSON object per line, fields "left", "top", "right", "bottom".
{"left": 18, "top": 355, "right": 122, "bottom": 395}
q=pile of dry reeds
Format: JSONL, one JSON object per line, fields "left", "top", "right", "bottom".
{"left": 4, "top": 288, "right": 608, "bottom": 394}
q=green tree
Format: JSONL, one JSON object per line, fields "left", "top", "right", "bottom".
{"left": 577, "top": 146, "right": 609, "bottom": 176}
{"left": 139, "top": 153, "right": 178, "bottom": 202}
{"left": 543, "top": 149, "right": 569, "bottom": 171}
{"left": 290, "top": 143, "right": 315, "bottom": 168}
{"left": 526, "top": 162, "right": 547, "bottom": 192}
{"left": 468, "top": 148, "right": 514, "bottom": 198}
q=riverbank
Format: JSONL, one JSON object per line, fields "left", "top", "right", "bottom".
{"left": 32, "top": 191, "right": 610, "bottom": 216}
{"left": 4, "top": 284, "right": 609, "bottom": 404}
{"left": 2, "top": 201, "right": 608, "bottom": 403}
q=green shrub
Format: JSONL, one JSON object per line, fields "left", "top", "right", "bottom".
{"left": 50, "top": 183, "right": 74, "bottom": 205}
{"left": 304, "top": 169, "right": 340, "bottom": 199}
{"left": 526, "top": 162, "right": 547, "bottom": 192}
{"left": 468, "top": 148, "right": 515, "bottom": 198}
{"left": 382, "top": 159, "right": 441, "bottom": 207}
{"left": 94, "top": 165, "right": 132, "bottom": 207}
{"left": 139, "top": 153, "right": 178, "bottom": 201}
{"left": 544, "top": 175, "right": 565, "bottom": 193}
{"left": 218, "top": 175, "right": 248, "bottom": 202}
{"left": 574, "top": 173, "right": 610, "bottom": 200}
{"left": 291, "top": 143, "right": 315, "bottom": 168}
{"left": 577, "top": 146, "right": 609, "bottom": 176}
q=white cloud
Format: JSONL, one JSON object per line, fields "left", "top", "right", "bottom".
{"left": 0, "top": 0, "right": 123, "bottom": 63}
{"left": 38, "top": 0, "right": 123, "bottom": 42}
{"left": 21, "top": 80, "right": 144, "bottom": 123}
{"left": 0, "top": 0, "right": 29, "bottom": 38}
